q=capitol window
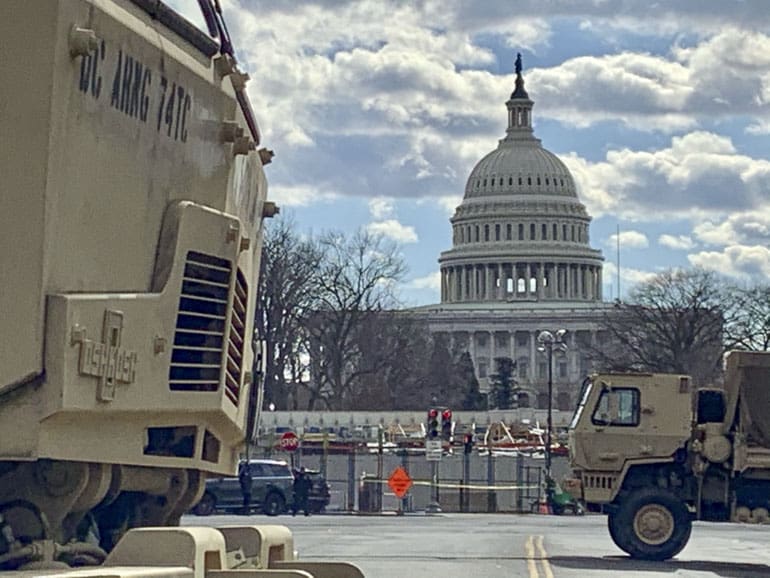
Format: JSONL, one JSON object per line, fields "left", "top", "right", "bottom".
{"left": 518, "top": 224, "right": 524, "bottom": 240}
{"left": 495, "top": 224, "right": 500, "bottom": 241}
{"left": 530, "top": 223, "right": 535, "bottom": 239}
{"left": 506, "top": 224, "right": 512, "bottom": 240}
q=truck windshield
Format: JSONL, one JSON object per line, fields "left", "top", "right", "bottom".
{"left": 569, "top": 379, "right": 593, "bottom": 429}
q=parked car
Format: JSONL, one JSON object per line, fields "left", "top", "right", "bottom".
{"left": 193, "top": 459, "right": 293, "bottom": 516}
{"left": 292, "top": 468, "right": 331, "bottom": 514}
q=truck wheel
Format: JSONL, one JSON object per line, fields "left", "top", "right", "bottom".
{"left": 608, "top": 488, "right": 691, "bottom": 561}
{"left": 263, "top": 492, "right": 285, "bottom": 516}
{"left": 193, "top": 492, "right": 216, "bottom": 516}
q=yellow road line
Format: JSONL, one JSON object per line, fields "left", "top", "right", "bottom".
{"left": 525, "top": 535, "right": 539, "bottom": 578}
{"left": 535, "top": 535, "right": 554, "bottom": 578}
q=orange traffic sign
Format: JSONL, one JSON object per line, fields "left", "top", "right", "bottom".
{"left": 387, "top": 466, "right": 413, "bottom": 498}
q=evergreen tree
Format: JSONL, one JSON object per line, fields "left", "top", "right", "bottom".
{"left": 490, "top": 357, "right": 516, "bottom": 409}
{"left": 457, "top": 351, "right": 486, "bottom": 410}
{"left": 425, "top": 333, "right": 455, "bottom": 406}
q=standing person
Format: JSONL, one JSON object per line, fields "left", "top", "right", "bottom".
{"left": 292, "top": 467, "right": 312, "bottom": 516}
{"left": 239, "top": 461, "right": 252, "bottom": 515}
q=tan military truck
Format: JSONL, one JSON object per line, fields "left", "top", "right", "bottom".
{"left": 1, "top": 0, "right": 362, "bottom": 576}
{"left": 569, "top": 350, "right": 770, "bottom": 560}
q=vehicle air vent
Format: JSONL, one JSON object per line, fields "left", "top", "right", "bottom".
{"left": 225, "top": 268, "right": 248, "bottom": 405}
{"left": 169, "top": 251, "right": 232, "bottom": 393}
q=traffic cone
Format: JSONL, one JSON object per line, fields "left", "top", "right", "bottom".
{"left": 538, "top": 497, "right": 551, "bottom": 515}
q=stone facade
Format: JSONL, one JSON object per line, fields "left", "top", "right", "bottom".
{"left": 414, "top": 61, "right": 612, "bottom": 409}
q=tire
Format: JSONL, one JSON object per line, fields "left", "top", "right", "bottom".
{"left": 608, "top": 488, "right": 692, "bottom": 561}
{"left": 193, "top": 492, "right": 216, "bottom": 516}
{"left": 263, "top": 492, "right": 286, "bottom": 517}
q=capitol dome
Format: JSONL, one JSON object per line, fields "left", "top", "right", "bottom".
{"left": 438, "top": 58, "right": 603, "bottom": 305}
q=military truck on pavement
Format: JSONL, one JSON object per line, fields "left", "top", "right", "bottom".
{"left": 570, "top": 350, "right": 770, "bottom": 560}
{"left": 1, "top": 1, "right": 362, "bottom": 575}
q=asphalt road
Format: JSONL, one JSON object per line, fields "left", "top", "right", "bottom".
{"left": 182, "top": 512, "right": 770, "bottom": 577}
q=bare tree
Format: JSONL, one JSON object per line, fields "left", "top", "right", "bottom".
{"left": 255, "top": 217, "right": 323, "bottom": 410}
{"left": 592, "top": 268, "right": 727, "bottom": 385}
{"left": 304, "top": 229, "right": 407, "bottom": 409}
{"left": 347, "top": 312, "right": 434, "bottom": 410}
{"left": 723, "top": 284, "right": 770, "bottom": 351}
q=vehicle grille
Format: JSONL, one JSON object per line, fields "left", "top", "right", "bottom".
{"left": 583, "top": 474, "right": 615, "bottom": 490}
{"left": 225, "top": 268, "right": 248, "bottom": 405}
{"left": 169, "top": 251, "right": 232, "bottom": 394}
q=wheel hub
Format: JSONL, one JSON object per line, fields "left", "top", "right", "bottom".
{"left": 633, "top": 504, "right": 674, "bottom": 545}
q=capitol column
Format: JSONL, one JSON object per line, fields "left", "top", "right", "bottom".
{"left": 538, "top": 262, "right": 545, "bottom": 299}
{"left": 529, "top": 330, "right": 537, "bottom": 382}
{"left": 547, "top": 264, "right": 555, "bottom": 299}
{"left": 596, "top": 267, "right": 604, "bottom": 301}
{"left": 577, "top": 264, "right": 584, "bottom": 300}
{"left": 459, "top": 266, "right": 466, "bottom": 301}
{"left": 525, "top": 263, "right": 532, "bottom": 297}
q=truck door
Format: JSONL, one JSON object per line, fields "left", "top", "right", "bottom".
{"left": 576, "top": 384, "right": 642, "bottom": 471}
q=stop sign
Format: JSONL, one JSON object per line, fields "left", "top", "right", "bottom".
{"left": 279, "top": 431, "right": 299, "bottom": 452}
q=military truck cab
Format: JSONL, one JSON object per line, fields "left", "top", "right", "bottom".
{"left": 569, "top": 351, "right": 770, "bottom": 560}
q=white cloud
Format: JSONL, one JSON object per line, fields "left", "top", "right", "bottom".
{"left": 569, "top": 131, "right": 770, "bottom": 220}
{"left": 658, "top": 234, "right": 695, "bottom": 250}
{"left": 694, "top": 210, "right": 770, "bottom": 247}
{"left": 607, "top": 230, "right": 649, "bottom": 249}
{"left": 421, "top": 195, "right": 463, "bottom": 216}
{"left": 369, "top": 197, "right": 395, "bottom": 220}
{"left": 747, "top": 121, "right": 770, "bottom": 135}
{"left": 602, "top": 262, "right": 659, "bottom": 297}
{"left": 366, "top": 219, "right": 418, "bottom": 243}
{"left": 407, "top": 271, "right": 441, "bottom": 291}
{"left": 688, "top": 245, "right": 770, "bottom": 279}
{"left": 269, "top": 185, "right": 340, "bottom": 207}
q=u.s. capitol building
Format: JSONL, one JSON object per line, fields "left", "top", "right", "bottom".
{"left": 415, "top": 59, "right": 613, "bottom": 411}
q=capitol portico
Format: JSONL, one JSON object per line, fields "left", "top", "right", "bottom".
{"left": 416, "top": 56, "right": 613, "bottom": 410}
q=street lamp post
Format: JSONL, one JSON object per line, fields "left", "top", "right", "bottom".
{"left": 537, "top": 329, "right": 567, "bottom": 513}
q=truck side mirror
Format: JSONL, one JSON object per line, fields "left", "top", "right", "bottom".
{"left": 696, "top": 389, "right": 726, "bottom": 424}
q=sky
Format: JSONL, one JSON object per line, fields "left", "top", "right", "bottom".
{"left": 171, "top": 0, "right": 770, "bottom": 307}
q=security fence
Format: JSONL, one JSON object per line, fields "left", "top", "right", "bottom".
{"left": 258, "top": 446, "right": 571, "bottom": 514}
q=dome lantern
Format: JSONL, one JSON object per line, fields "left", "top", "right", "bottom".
{"left": 505, "top": 53, "right": 534, "bottom": 139}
